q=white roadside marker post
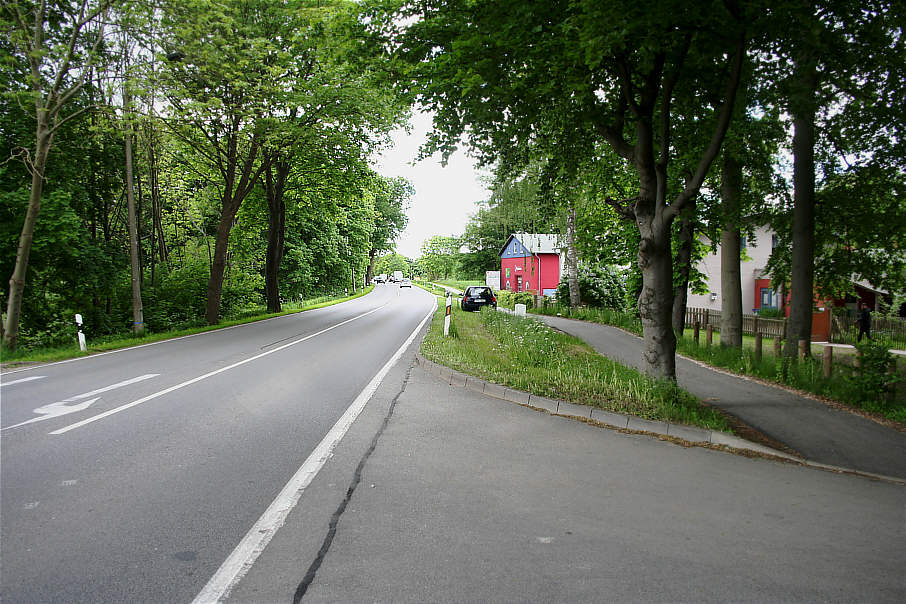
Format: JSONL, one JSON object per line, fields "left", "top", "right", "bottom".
{"left": 444, "top": 293, "right": 452, "bottom": 336}
{"left": 75, "top": 313, "right": 87, "bottom": 352}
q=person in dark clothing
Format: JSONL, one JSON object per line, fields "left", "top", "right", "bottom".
{"left": 858, "top": 303, "right": 872, "bottom": 342}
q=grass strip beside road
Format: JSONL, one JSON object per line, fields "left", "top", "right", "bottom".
{"left": 1, "top": 287, "right": 375, "bottom": 368}
{"left": 420, "top": 302, "right": 732, "bottom": 433}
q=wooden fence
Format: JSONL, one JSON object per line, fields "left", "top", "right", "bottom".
{"left": 686, "top": 307, "right": 787, "bottom": 338}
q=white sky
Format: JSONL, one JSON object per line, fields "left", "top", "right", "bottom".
{"left": 371, "top": 111, "right": 490, "bottom": 259}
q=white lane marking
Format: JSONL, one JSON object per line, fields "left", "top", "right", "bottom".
{"left": 191, "top": 297, "right": 436, "bottom": 604}
{"left": 50, "top": 302, "right": 392, "bottom": 436}
{"left": 2, "top": 291, "right": 382, "bottom": 376}
{"left": 2, "top": 374, "right": 159, "bottom": 431}
{"left": 1, "top": 375, "right": 47, "bottom": 387}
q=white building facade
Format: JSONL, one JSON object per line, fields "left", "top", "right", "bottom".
{"left": 686, "top": 225, "right": 780, "bottom": 314}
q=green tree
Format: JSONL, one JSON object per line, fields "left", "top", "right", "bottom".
{"left": 459, "top": 168, "right": 558, "bottom": 279}
{"left": 2, "top": 0, "right": 116, "bottom": 349}
{"left": 419, "top": 235, "right": 459, "bottom": 281}
{"left": 763, "top": 0, "right": 905, "bottom": 356}
{"left": 374, "top": 252, "right": 410, "bottom": 278}
{"left": 365, "top": 176, "right": 412, "bottom": 284}
{"left": 158, "top": 0, "right": 289, "bottom": 324}
{"left": 258, "top": 1, "right": 407, "bottom": 311}
{"left": 382, "top": 0, "right": 747, "bottom": 380}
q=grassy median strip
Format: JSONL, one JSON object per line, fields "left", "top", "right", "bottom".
{"left": 421, "top": 302, "right": 732, "bottom": 432}
{"left": 1, "top": 286, "right": 374, "bottom": 367}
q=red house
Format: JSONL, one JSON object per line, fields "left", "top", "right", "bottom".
{"left": 499, "top": 233, "right": 564, "bottom": 296}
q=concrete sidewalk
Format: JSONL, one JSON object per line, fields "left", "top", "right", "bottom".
{"left": 535, "top": 314, "right": 906, "bottom": 479}
{"left": 232, "top": 358, "right": 906, "bottom": 603}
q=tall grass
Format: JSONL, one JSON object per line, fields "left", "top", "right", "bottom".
{"left": 421, "top": 304, "right": 731, "bottom": 432}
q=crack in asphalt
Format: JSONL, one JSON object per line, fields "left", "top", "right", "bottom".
{"left": 292, "top": 358, "right": 416, "bottom": 603}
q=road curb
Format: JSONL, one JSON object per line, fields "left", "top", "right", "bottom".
{"left": 414, "top": 353, "right": 906, "bottom": 485}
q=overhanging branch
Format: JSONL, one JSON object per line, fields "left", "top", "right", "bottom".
{"left": 667, "top": 30, "right": 746, "bottom": 220}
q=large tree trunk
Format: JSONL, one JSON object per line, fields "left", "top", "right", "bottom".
{"left": 671, "top": 196, "right": 696, "bottom": 335}
{"left": 124, "top": 88, "right": 144, "bottom": 335}
{"left": 783, "top": 58, "right": 818, "bottom": 357}
{"left": 566, "top": 201, "right": 580, "bottom": 308}
{"left": 637, "top": 216, "right": 677, "bottom": 381}
{"left": 264, "top": 162, "right": 288, "bottom": 313}
{"left": 205, "top": 210, "right": 236, "bottom": 324}
{"left": 204, "top": 134, "right": 263, "bottom": 325}
{"left": 720, "top": 153, "right": 743, "bottom": 347}
{"left": 4, "top": 113, "right": 52, "bottom": 351}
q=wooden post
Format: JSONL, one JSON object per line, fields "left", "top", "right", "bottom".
{"left": 798, "top": 339, "right": 808, "bottom": 360}
{"left": 823, "top": 345, "right": 833, "bottom": 379}
{"left": 706, "top": 324, "right": 713, "bottom": 347}
{"left": 774, "top": 336, "right": 782, "bottom": 358}
{"left": 754, "top": 332, "right": 763, "bottom": 362}
{"left": 694, "top": 320, "right": 700, "bottom": 345}
{"left": 854, "top": 348, "right": 862, "bottom": 369}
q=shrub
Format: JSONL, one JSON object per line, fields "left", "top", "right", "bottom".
{"left": 496, "top": 290, "right": 535, "bottom": 309}
{"left": 556, "top": 263, "right": 627, "bottom": 310}
{"left": 847, "top": 337, "right": 898, "bottom": 405}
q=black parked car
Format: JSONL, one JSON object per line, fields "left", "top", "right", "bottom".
{"left": 460, "top": 286, "right": 497, "bottom": 311}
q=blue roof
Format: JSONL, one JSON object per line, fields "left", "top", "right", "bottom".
{"left": 499, "top": 233, "right": 562, "bottom": 258}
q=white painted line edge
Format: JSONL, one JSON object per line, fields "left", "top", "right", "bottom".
{"left": 191, "top": 296, "right": 437, "bottom": 604}
{"left": 0, "top": 375, "right": 47, "bottom": 387}
{"left": 2, "top": 374, "right": 159, "bottom": 431}
{"left": 49, "top": 303, "right": 390, "bottom": 436}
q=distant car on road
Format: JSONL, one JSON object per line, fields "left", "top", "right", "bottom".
{"left": 460, "top": 286, "right": 496, "bottom": 311}
{"left": 374, "top": 274, "right": 387, "bottom": 283}
{"left": 400, "top": 278, "right": 412, "bottom": 288}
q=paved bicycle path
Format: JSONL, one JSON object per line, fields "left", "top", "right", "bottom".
{"left": 535, "top": 314, "right": 906, "bottom": 479}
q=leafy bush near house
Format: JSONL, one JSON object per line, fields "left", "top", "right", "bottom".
{"left": 556, "top": 263, "right": 628, "bottom": 310}
{"left": 496, "top": 290, "right": 536, "bottom": 309}
{"left": 846, "top": 337, "right": 898, "bottom": 405}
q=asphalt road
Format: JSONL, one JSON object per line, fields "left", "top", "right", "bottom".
{"left": 0, "top": 284, "right": 435, "bottom": 604}
{"left": 234, "top": 361, "right": 906, "bottom": 604}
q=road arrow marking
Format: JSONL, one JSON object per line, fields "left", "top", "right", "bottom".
{"left": 2, "top": 374, "right": 159, "bottom": 431}
{"left": 50, "top": 303, "right": 392, "bottom": 436}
